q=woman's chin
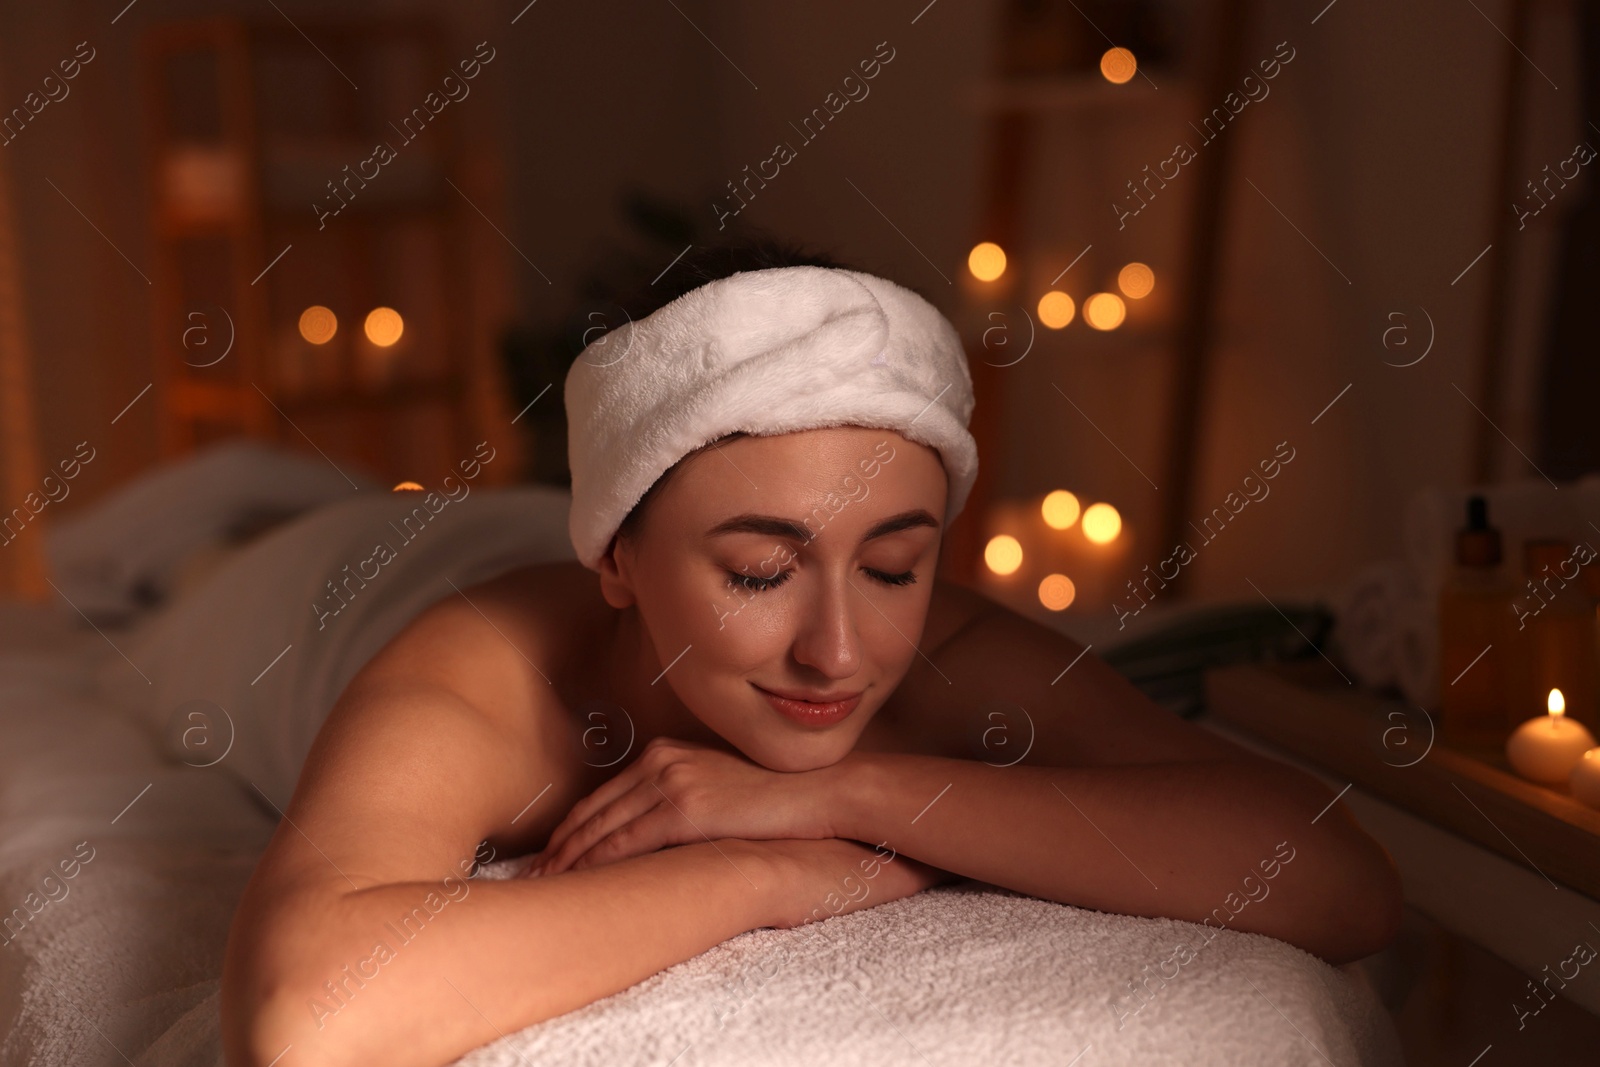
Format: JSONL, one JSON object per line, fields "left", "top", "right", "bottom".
{"left": 738, "top": 736, "right": 855, "bottom": 774}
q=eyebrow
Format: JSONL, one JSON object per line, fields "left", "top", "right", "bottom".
{"left": 706, "top": 508, "right": 940, "bottom": 544}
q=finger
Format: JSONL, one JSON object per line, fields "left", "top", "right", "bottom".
{"left": 543, "top": 739, "right": 690, "bottom": 857}
{"left": 539, "top": 752, "right": 656, "bottom": 860}
{"left": 540, "top": 777, "right": 666, "bottom": 875}
{"left": 568, "top": 803, "right": 694, "bottom": 871}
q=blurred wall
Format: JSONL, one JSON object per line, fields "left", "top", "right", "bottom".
{"left": 0, "top": 0, "right": 1582, "bottom": 614}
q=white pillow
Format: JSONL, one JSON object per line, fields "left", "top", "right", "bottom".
{"left": 100, "top": 485, "right": 576, "bottom": 803}
{"left": 47, "top": 441, "right": 376, "bottom": 622}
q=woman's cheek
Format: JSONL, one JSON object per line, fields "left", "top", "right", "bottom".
{"left": 874, "top": 586, "right": 931, "bottom": 673}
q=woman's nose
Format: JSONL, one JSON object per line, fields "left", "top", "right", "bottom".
{"left": 790, "top": 576, "right": 863, "bottom": 680}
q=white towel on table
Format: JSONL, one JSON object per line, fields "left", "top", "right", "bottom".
{"left": 457, "top": 861, "right": 1402, "bottom": 1067}
{"left": 52, "top": 876, "right": 1402, "bottom": 1067}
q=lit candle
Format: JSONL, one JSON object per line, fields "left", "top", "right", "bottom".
{"left": 1572, "top": 749, "right": 1600, "bottom": 809}
{"left": 1506, "top": 689, "right": 1597, "bottom": 784}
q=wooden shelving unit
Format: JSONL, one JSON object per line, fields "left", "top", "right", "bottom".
{"left": 141, "top": 17, "right": 513, "bottom": 487}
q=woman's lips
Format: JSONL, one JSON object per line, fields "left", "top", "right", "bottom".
{"left": 753, "top": 683, "right": 862, "bottom": 727}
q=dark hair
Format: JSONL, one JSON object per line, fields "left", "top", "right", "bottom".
{"left": 611, "top": 237, "right": 860, "bottom": 548}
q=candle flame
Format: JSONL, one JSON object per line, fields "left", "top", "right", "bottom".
{"left": 1548, "top": 688, "right": 1566, "bottom": 717}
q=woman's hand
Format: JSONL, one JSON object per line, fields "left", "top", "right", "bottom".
{"left": 530, "top": 736, "right": 836, "bottom": 876}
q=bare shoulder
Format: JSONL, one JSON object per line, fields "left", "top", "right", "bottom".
{"left": 343, "top": 559, "right": 599, "bottom": 731}
{"left": 266, "top": 560, "right": 606, "bottom": 891}
{"left": 879, "top": 578, "right": 1243, "bottom": 768}
{"left": 862, "top": 578, "right": 999, "bottom": 756}
{"left": 919, "top": 576, "right": 1004, "bottom": 650}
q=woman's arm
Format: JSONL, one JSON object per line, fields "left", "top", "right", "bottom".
{"left": 820, "top": 751, "right": 1396, "bottom": 963}
{"left": 227, "top": 836, "right": 782, "bottom": 1067}
{"left": 821, "top": 589, "right": 1403, "bottom": 964}
{"left": 221, "top": 591, "right": 765, "bottom": 1067}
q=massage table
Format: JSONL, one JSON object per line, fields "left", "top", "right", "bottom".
{"left": 0, "top": 454, "right": 1402, "bottom": 1065}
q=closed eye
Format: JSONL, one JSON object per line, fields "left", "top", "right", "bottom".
{"left": 724, "top": 567, "right": 916, "bottom": 592}
{"left": 725, "top": 568, "right": 793, "bottom": 593}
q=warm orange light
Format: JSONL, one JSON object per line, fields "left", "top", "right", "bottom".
{"left": 1118, "top": 262, "right": 1155, "bottom": 299}
{"left": 1549, "top": 688, "right": 1566, "bottom": 717}
{"left": 968, "top": 242, "right": 1007, "bottom": 282}
{"left": 1082, "top": 502, "right": 1122, "bottom": 544}
{"left": 1037, "top": 290, "right": 1076, "bottom": 329}
{"left": 1041, "top": 490, "right": 1081, "bottom": 530}
{"left": 392, "top": 481, "right": 424, "bottom": 492}
{"left": 1100, "top": 47, "right": 1137, "bottom": 85}
{"left": 984, "top": 534, "right": 1024, "bottom": 576}
{"left": 364, "top": 307, "right": 404, "bottom": 347}
{"left": 1084, "top": 292, "right": 1127, "bottom": 331}
{"left": 298, "top": 305, "right": 337, "bottom": 345}
{"left": 1038, "top": 573, "right": 1077, "bottom": 611}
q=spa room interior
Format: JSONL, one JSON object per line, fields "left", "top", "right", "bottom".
{"left": 1, "top": 0, "right": 1599, "bottom": 1064}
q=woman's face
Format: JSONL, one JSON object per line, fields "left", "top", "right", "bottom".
{"left": 601, "top": 425, "right": 949, "bottom": 772}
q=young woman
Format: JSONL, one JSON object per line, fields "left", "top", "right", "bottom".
{"left": 220, "top": 242, "right": 1402, "bottom": 1067}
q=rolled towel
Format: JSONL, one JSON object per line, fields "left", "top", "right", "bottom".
{"left": 1331, "top": 561, "right": 1415, "bottom": 690}
{"left": 563, "top": 265, "right": 978, "bottom": 571}
{"left": 1389, "top": 580, "right": 1439, "bottom": 709}
{"left": 1330, "top": 560, "right": 1438, "bottom": 706}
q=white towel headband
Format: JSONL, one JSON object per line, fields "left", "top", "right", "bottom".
{"left": 563, "top": 265, "right": 978, "bottom": 571}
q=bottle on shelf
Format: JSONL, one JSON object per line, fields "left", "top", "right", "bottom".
{"left": 1506, "top": 538, "right": 1599, "bottom": 737}
{"left": 1437, "top": 495, "right": 1516, "bottom": 750}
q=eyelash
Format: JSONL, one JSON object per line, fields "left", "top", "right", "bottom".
{"left": 723, "top": 567, "right": 917, "bottom": 592}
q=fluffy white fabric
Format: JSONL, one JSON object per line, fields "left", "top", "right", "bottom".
{"left": 1331, "top": 560, "right": 1437, "bottom": 706}
{"left": 97, "top": 485, "right": 577, "bottom": 803}
{"left": 0, "top": 600, "right": 276, "bottom": 1067}
{"left": 563, "top": 266, "right": 978, "bottom": 570}
{"left": 44, "top": 441, "right": 375, "bottom": 622}
{"left": 461, "top": 857, "right": 1401, "bottom": 1067}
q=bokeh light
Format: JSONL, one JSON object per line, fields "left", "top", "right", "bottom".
{"left": 1041, "top": 489, "right": 1081, "bottom": 530}
{"left": 968, "top": 242, "right": 1007, "bottom": 282}
{"left": 1100, "top": 47, "right": 1137, "bottom": 85}
{"left": 1084, "top": 292, "right": 1127, "bottom": 331}
{"left": 1038, "top": 573, "right": 1077, "bottom": 611}
{"left": 1118, "top": 262, "right": 1155, "bottom": 299}
{"left": 984, "top": 534, "right": 1024, "bottom": 576}
{"left": 364, "top": 307, "right": 404, "bottom": 347}
{"left": 298, "top": 305, "right": 337, "bottom": 345}
{"left": 1082, "top": 502, "right": 1122, "bottom": 544}
{"left": 1037, "top": 290, "right": 1076, "bottom": 329}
